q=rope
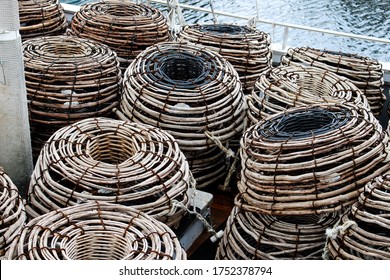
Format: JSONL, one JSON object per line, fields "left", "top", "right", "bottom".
{"left": 322, "top": 219, "right": 357, "bottom": 259}
{"left": 170, "top": 199, "right": 224, "bottom": 243}
{"left": 168, "top": 170, "right": 224, "bottom": 242}
{"left": 205, "top": 130, "right": 235, "bottom": 159}
{"left": 247, "top": 17, "right": 257, "bottom": 29}
{"left": 220, "top": 150, "right": 239, "bottom": 192}
{"left": 166, "top": 0, "right": 186, "bottom": 38}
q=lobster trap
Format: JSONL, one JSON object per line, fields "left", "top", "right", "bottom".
{"left": 23, "top": 35, "right": 122, "bottom": 160}
{"left": 281, "top": 47, "right": 385, "bottom": 117}
{"left": 69, "top": 0, "right": 169, "bottom": 72}
{"left": 118, "top": 42, "right": 246, "bottom": 189}
{"left": 26, "top": 118, "right": 191, "bottom": 228}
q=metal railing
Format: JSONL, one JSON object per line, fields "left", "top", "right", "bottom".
{"left": 61, "top": 0, "right": 390, "bottom": 82}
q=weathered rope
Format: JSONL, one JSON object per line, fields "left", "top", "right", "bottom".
{"left": 322, "top": 218, "right": 356, "bottom": 260}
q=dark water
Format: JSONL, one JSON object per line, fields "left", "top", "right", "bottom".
{"left": 61, "top": 0, "right": 390, "bottom": 62}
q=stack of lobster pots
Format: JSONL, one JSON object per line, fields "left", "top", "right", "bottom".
{"left": 3, "top": 1, "right": 194, "bottom": 260}
{"left": 216, "top": 62, "right": 390, "bottom": 259}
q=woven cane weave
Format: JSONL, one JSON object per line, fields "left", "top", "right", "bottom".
{"left": 247, "top": 65, "right": 369, "bottom": 125}
{"left": 215, "top": 196, "right": 339, "bottom": 260}
{"left": 326, "top": 174, "right": 390, "bottom": 260}
{"left": 281, "top": 47, "right": 385, "bottom": 117}
{"left": 178, "top": 24, "right": 272, "bottom": 94}
{"left": 18, "top": 0, "right": 67, "bottom": 40}
{"left": 0, "top": 167, "right": 26, "bottom": 257}
{"left": 26, "top": 117, "right": 190, "bottom": 227}
{"left": 23, "top": 35, "right": 122, "bottom": 160}
{"left": 239, "top": 103, "right": 390, "bottom": 216}
{"left": 119, "top": 42, "right": 246, "bottom": 189}
{"left": 69, "top": 0, "right": 169, "bottom": 72}
{"left": 6, "top": 201, "right": 186, "bottom": 260}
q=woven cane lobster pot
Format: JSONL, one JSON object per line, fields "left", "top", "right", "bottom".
{"left": 178, "top": 24, "right": 272, "bottom": 95}
{"left": 26, "top": 117, "right": 190, "bottom": 227}
{"left": 281, "top": 47, "right": 385, "bottom": 117}
{"left": 69, "top": 0, "right": 169, "bottom": 72}
{"left": 326, "top": 174, "right": 390, "bottom": 260}
{"left": 247, "top": 65, "right": 369, "bottom": 125}
{"left": 23, "top": 35, "right": 122, "bottom": 160}
{"left": 6, "top": 201, "right": 186, "bottom": 260}
{"left": 239, "top": 103, "right": 390, "bottom": 216}
{"left": 215, "top": 196, "right": 339, "bottom": 260}
{"left": 18, "top": 0, "right": 67, "bottom": 40}
{"left": 0, "top": 167, "right": 26, "bottom": 257}
{"left": 118, "top": 42, "right": 246, "bottom": 189}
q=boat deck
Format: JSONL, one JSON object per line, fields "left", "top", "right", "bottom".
{"left": 187, "top": 186, "right": 236, "bottom": 260}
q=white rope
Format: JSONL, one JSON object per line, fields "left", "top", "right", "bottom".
{"left": 247, "top": 17, "right": 257, "bottom": 29}
{"left": 325, "top": 220, "right": 357, "bottom": 239}
{"left": 383, "top": 140, "right": 390, "bottom": 163}
{"left": 166, "top": 0, "right": 186, "bottom": 38}
{"left": 322, "top": 219, "right": 357, "bottom": 259}
{"left": 189, "top": 171, "right": 197, "bottom": 212}
{"left": 247, "top": 0, "right": 260, "bottom": 28}
{"left": 167, "top": 170, "right": 223, "bottom": 242}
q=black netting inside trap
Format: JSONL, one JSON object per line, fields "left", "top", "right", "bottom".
{"left": 198, "top": 24, "right": 253, "bottom": 35}
{"left": 258, "top": 107, "right": 351, "bottom": 140}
